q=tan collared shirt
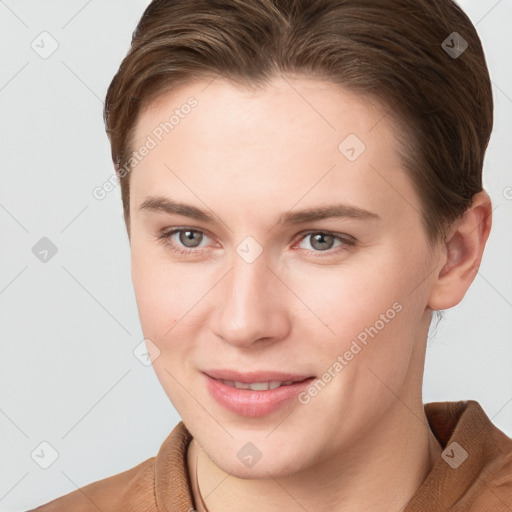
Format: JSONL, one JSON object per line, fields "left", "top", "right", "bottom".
{"left": 29, "top": 400, "right": 512, "bottom": 511}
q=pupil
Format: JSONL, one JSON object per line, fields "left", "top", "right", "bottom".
{"left": 311, "top": 233, "right": 333, "bottom": 251}
{"left": 180, "top": 230, "right": 202, "bottom": 247}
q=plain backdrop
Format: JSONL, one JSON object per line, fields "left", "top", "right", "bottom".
{"left": 1, "top": 1, "right": 511, "bottom": 510}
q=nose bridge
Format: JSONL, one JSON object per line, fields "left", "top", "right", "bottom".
{"left": 213, "top": 246, "right": 287, "bottom": 346}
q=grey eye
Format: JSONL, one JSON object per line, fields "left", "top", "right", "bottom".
{"left": 309, "top": 233, "right": 335, "bottom": 251}
{"left": 179, "top": 230, "right": 204, "bottom": 247}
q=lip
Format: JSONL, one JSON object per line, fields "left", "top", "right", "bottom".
{"left": 203, "top": 370, "right": 315, "bottom": 418}
{"left": 204, "top": 369, "right": 313, "bottom": 383}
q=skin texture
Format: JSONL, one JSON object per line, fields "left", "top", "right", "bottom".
{"left": 127, "top": 75, "right": 492, "bottom": 511}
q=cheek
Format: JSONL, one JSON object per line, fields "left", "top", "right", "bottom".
{"left": 131, "top": 251, "right": 204, "bottom": 406}
{"left": 288, "top": 255, "right": 425, "bottom": 367}
{"left": 289, "top": 265, "right": 425, "bottom": 433}
{"left": 131, "top": 246, "right": 195, "bottom": 339}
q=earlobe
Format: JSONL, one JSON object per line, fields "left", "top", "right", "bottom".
{"left": 428, "top": 191, "right": 492, "bottom": 311}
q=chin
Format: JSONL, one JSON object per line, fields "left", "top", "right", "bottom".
{"left": 215, "top": 453, "right": 303, "bottom": 480}
{"left": 199, "top": 432, "right": 315, "bottom": 480}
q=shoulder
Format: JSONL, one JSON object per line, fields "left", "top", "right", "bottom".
{"left": 457, "top": 447, "right": 512, "bottom": 512}
{"left": 26, "top": 457, "right": 156, "bottom": 511}
{"left": 26, "top": 421, "right": 192, "bottom": 512}
{"left": 420, "top": 400, "right": 512, "bottom": 511}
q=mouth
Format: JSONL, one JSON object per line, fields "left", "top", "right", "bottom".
{"left": 214, "top": 379, "right": 305, "bottom": 390}
{"left": 203, "top": 369, "right": 315, "bottom": 417}
{"left": 204, "top": 368, "right": 314, "bottom": 383}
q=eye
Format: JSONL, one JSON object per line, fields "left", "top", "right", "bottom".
{"left": 174, "top": 229, "right": 206, "bottom": 248}
{"left": 295, "top": 231, "right": 355, "bottom": 254}
{"left": 157, "top": 228, "right": 214, "bottom": 254}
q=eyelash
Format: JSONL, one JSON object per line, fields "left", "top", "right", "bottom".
{"left": 156, "top": 227, "right": 356, "bottom": 257}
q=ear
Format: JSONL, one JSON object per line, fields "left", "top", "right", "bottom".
{"left": 428, "top": 190, "right": 492, "bottom": 311}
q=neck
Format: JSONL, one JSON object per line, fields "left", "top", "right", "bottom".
{"left": 187, "top": 400, "right": 443, "bottom": 512}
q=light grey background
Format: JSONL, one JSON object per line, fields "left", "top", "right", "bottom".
{"left": 0, "top": 1, "right": 511, "bottom": 510}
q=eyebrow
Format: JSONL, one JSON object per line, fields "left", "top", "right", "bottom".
{"left": 138, "top": 195, "right": 379, "bottom": 225}
{"left": 139, "top": 196, "right": 215, "bottom": 222}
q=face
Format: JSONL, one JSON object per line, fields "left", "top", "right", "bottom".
{"left": 129, "top": 76, "right": 441, "bottom": 478}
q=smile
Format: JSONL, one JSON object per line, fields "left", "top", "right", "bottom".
{"left": 204, "top": 372, "right": 315, "bottom": 417}
{"left": 216, "top": 379, "right": 299, "bottom": 390}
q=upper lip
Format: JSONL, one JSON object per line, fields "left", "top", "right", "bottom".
{"left": 204, "top": 369, "right": 314, "bottom": 383}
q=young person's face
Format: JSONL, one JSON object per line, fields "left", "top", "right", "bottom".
{"left": 129, "top": 76, "right": 443, "bottom": 477}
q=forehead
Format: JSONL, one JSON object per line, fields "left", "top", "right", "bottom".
{"left": 133, "top": 75, "right": 392, "bottom": 154}
{"left": 128, "top": 75, "right": 419, "bottom": 222}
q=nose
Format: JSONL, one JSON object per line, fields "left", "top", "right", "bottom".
{"left": 212, "top": 249, "right": 291, "bottom": 348}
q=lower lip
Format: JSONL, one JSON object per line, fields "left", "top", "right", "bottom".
{"left": 204, "top": 374, "right": 315, "bottom": 417}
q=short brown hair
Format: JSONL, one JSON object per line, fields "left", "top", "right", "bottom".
{"left": 103, "top": 0, "right": 493, "bottom": 242}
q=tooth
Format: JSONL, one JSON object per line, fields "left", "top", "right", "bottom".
{"left": 233, "top": 381, "right": 251, "bottom": 390}
{"left": 219, "top": 379, "right": 295, "bottom": 390}
{"left": 249, "top": 382, "right": 270, "bottom": 391}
